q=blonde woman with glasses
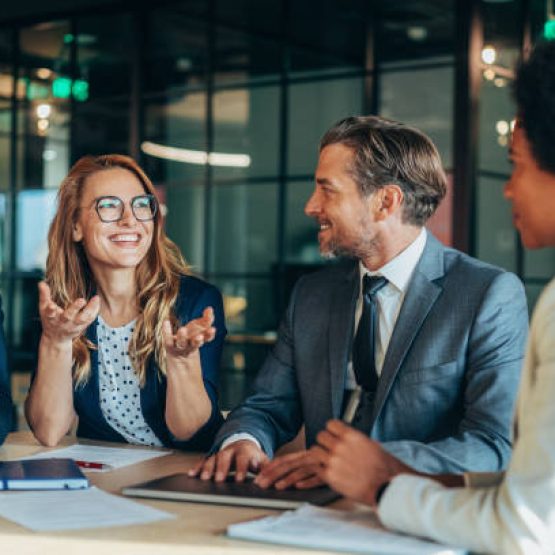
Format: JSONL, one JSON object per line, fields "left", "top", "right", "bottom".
{"left": 25, "top": 154, "right": 225, "bottom": 451}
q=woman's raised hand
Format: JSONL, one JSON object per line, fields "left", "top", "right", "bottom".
{"left": 38, "top": 281, "right": 101, "bottom": 345}
{"left": 162, "top": 307, "right": 216, "bottom": 360}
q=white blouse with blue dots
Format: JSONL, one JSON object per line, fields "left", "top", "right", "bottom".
{"left": 97, "top": 316, "right": 163, "bottom": 447}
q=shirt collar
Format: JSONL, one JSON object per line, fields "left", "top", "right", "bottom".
{"left": 359, "top": 228, "right": 427, "bottom": 293}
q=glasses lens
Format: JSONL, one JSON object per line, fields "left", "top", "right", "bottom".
{"left": 96, "top": 197, "right": 122, "bottom": 222}
{"left": 132, "top": 195, "right": 157, "bottom": 221}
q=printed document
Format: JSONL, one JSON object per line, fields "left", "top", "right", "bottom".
{"left": 228, "top": 504, "right": 465, "bottom": 555}
{"left": 0, "top": 486, "right": 175, "bottom": 531}
{"left": 21, "top": 444, "right": 171, "bottom": 471}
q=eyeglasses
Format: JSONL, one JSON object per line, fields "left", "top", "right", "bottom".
{"left": 92, "top": 195, "right": 158, "bottom": 223}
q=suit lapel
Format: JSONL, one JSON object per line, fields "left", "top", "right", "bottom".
{"left": 370, "top": 234, "right": 445, "bottom": 425}
{"left": 328, "top": 262, "right": 359, "bottom": 418}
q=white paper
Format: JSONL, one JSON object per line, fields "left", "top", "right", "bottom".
{"left": 228, "top": 505, "right": 466, "bottom": 555}
{"left": 21, "top": 444, "right": 171, "bottom": 471}
{"left": 0, "top": 486, "right": 175, "bottom": 531}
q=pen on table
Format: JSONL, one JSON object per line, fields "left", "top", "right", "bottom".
{"left": 342, "top": 386, "right": 362, "bottom": 425}
{"left": 75, "top": 460, "right": 113, "bottom": 471}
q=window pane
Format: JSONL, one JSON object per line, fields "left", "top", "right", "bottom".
{"left": 478, "top": 75, "right": 516, "bottom": 175}
{"left": 376, "top": 0, "right": 455, "bottom": 65}
{"left": 380, "top": 64, "right": 454, "bottom": 168}
{"left": 524, "top": 249, "right": 555, "bottom": 281}
{"left": 215, "top": 26, "right": 281, "bottom": 85}
{"left": 145, "top": 8, "right": 207, "bottom": 94}
{"left": 213, "top": 86, "right": 279, "bottom": 181}
{"left": 11, "top": 277, "right": 41, "bottom": 372}
{"left": 289, "top": 0, "right": 366, "bottom": 77}
{"left": 212, "top": 277, "right": 277, "bottom": 332}
{"left": 209, "top": 183, "right": 277, "bottom": 274}
{"left": 73, "top": 100, "right": 130, "bottom": 158}
{"left": 288, "top": 77, "right": 364, "bottom": 176}
{"left": 76, "top": 13, "right": 133, "bottom": 100}
{"left": 476, "top": 176, "right": 517, "bottom": 272}
{"left": 18, "top": 21, "right": 71, "bottom": 190}
{"left": 143, "top": 92, "right": 207, "bottom": 184}
{"left": 164, "top": 183, "right": 205, "bottom": 272}
{"left": 0, "top": 193, "right": 7, "bottom": 272}
{"left": 285, "top": 180, "right": 320, "bottom": 263}
{"left": 16, "top": 189, "right": 57, "bottom": 271}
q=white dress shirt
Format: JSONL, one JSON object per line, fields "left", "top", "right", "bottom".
{"left": 222, "top": 228, "right": 428, "bottom": 451}
{"left": 378, "top": 276, "right": 555, "bottom": 555}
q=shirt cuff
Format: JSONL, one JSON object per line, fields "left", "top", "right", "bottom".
{"left": 220, "top": 433, "right": 262, "bottom": 451}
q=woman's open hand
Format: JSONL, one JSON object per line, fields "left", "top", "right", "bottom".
{"left": 38, "top": 281, "right": 100, "bottom": 346}
{"left": 162, "top": 307, "right": 216, "bottom": 361}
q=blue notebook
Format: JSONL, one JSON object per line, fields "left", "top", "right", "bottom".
{"left": 0, "top": 458, "right": 89, "bottom": 490}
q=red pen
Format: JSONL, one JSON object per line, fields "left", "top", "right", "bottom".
{"left": 75, "top": 460, "right": 113, "bottom": 471}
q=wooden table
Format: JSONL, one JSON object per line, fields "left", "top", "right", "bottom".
{"left": 0, "top": 431, "right": 351, "bottom": 554}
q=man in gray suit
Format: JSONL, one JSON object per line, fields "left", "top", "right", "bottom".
{"left": 191, "top": 115, "right": 528, "bottom": 488}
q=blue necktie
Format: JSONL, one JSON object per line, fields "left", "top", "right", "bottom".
{"left": 352, "top": 275, "right": 388, "bottom": 391}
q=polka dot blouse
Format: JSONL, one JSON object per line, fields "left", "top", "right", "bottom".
{"left": 97, "top": 316, "right": 163, "bottom": 447}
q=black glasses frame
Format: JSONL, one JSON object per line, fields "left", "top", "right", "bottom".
{"left": 93, "top": 194, "right": 158, "bottom": 223}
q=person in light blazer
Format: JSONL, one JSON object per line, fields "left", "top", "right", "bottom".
{"left": 192, "top": 114, "right": 528, "bottom": 489}
{"left": 314, "top": 40, "right": 555, "bottom": 555}
{"left": 25, "top": 154, "right": 225, "bottom": 451}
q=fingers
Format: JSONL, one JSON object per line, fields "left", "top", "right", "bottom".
{"left": 274, "top": 465, "right": 321, "bottom": 490}
{"left": 188, "top": 455, "right": 212, "bottom": 478}
{"left": 162, "top": 320, "right": 174, "bottom": 349}
{"left": 254, "top": 451, "right": 307, "bottom": 489}
{"left": 61, "top": 298, "right": 87, "bottom": 323}
{"left": 295, "top": 475, "right": 325, "bottom": 490}
{"left": 214, "top": 448, "right": 236, "bottom": 482}
{"left": 38, "top": 281, "right": 52, "bottom": 311}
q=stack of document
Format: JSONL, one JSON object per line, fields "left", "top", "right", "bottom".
{"left": 228, "top": 505, "right": 466, "bottom": 555}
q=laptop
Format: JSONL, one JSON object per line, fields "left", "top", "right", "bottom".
{"left": 122, "top": 473, "right": 340, "bottom": 510}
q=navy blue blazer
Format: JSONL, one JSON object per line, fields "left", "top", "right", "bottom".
{"left": 73, "top": 275, "right": 225, "bottom": 451}
{"left": 0, "top": 295, "right": 13, "bottom": 445}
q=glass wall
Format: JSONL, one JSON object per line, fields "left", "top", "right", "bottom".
{"left": 0, "top": 0, "right": 552, "bottom": 419}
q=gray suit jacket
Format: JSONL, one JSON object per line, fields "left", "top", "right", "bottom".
{"left": 216, "top": 234, "right": 529, "bottom": 473}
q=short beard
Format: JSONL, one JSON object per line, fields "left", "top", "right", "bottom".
{"left": 319, "top": 235, "right": 379, "bottom": 262}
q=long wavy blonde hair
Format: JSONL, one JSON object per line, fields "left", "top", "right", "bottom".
{"left": 46, "top": 154, "right": 190, "bottom": 386}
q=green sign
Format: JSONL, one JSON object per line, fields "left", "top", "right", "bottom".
{"left": 52, "top": 77, "right": 72, "bottom": 98}
{"left": 52, "top": 77, "right": 89, "bottom": 101}
{"left": 544, "top": 20, "right": 555, "bottom": 40}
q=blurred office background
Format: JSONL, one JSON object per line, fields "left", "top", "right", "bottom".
{"left": 0, "top": 0, "right": 553, "bottom": 426}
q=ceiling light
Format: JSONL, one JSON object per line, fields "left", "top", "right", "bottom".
{"left": 481, "top": 45, "right": 497, "bottom": 64}
{"left": 141, "top": 141, "right": 251, "bottom": 168}
{"left": 36, "top": 104, "right": 51, "bottom": 119}
{"left": 407, "top": 26, "right": 428, "bottom": 41}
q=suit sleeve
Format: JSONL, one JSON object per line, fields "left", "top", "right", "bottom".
{"left": 0, "top": 295, "right": 13, "bottom": 445}
{"left": 381, "top": 271, "right": 528, "bottom": 473}
{"left": 378, "top": 280, "right": 555, "bottom": 555}
{"left": 211, "top": 282, "right": 304, "bottom": 457}
{"left": 169, "top": 283, "right": 226, "bottom": 451}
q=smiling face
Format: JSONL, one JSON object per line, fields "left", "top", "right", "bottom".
{"left": 72, "top": 167, "right": 155, "bottom": 273}
{"left": 504, "top": 125, "right": 555, "bottom": 249}
{"left": 304, "top": 143, "right": 384, "bottom": 261}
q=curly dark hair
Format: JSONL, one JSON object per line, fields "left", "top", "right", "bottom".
{"left": 514, "top": 40, "right": 555, "bottom": 174}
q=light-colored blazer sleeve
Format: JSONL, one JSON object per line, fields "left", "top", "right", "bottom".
{"left": 377, "top": 278, "right": 555, "bottom": 555}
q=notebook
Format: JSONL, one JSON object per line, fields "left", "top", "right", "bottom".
{"left": 0, "top": 458, "right": 89, "bottom": 490}
{"left": 123, "top": 473, "right": 340, "bottom": 510}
